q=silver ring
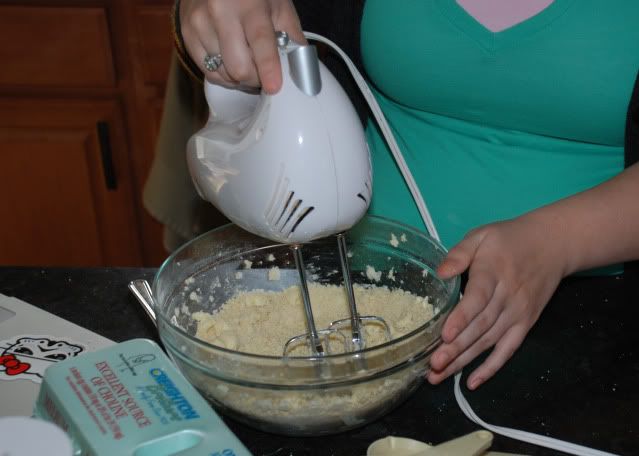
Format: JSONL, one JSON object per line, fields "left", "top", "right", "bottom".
{"left": 203, "top": 53, "right": 223, "bottom": 72}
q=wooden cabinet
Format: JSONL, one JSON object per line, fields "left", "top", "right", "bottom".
{"left": 0, "top": 0, "right": 175, "bottom": 267}
{"left": 0, "top": 98, "right": 141, "bottom": 266}
{"left": 0, "top": 5, "right": 116, "bottom": 88}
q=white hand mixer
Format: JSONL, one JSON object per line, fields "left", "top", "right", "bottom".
{"left": 187, "top": 32, "right": 371, "bottom": 244}
{"left": 187, "top": 31, "right": 401, "bottom": 357}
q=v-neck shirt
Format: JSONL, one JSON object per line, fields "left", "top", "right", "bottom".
{"left": 360, "top": 0, "right": 639, "bottom": 248}
{"left": 455, "top": 0, "right": 556, "bottom": 33}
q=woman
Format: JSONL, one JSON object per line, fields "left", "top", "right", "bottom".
{"left": 169, "top": 0, "right": 639, "bottom": 390}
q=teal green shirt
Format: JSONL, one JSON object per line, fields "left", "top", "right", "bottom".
{"left": 361, "top": 0, "right": 639, "bottom": 249}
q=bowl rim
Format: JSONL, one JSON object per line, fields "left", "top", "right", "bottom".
{"left": 153, "top": 214, "right": 461, "bottom": 362}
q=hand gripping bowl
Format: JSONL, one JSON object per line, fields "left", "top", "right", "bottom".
{"left": 152, "top": 215, "right": 460, "bottom": 436}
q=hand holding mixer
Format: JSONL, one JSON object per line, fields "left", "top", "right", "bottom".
{"left": 187, "top": 31, "right": 405, "bottom": 357}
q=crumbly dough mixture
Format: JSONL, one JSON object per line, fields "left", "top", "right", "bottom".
{"left": 184, "top": 281, "right": 441, "bottom": 432}
{"left": 193, "top": 283, "right": 435, "bottom": 356}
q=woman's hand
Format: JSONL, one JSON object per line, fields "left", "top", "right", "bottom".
{"left": 429, "top": 212, "right": 571, "bottom": 390}
{"left": 179, "top": 0, "right": 305, "bottom": 93}
{"left": 428, "top": 162, "right": 639, "bottom": 389}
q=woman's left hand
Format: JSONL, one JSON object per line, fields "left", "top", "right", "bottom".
{"left": 428, "top": 212, "right": 570, "bottom": 390}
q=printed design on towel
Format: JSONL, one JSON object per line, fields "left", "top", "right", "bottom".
{"left": 0, "top": 335, "right": 85, "bottom": 384}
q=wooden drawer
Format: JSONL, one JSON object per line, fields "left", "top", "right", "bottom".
{"left": 0, "top": 6, "right": 116, "bottom": 88}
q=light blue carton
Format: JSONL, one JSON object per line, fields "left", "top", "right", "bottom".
{"left": 34, "top": 338, "right": 252, "bottom": 456}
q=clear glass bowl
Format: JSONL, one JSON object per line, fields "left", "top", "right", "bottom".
{"left": 152, "top": 215, "right": 460, "bottom": 436}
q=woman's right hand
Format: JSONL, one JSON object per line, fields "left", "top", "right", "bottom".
{"left": 179, "top": 0, "right": 305, "bottom": 93}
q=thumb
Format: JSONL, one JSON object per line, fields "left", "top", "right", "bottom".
{"left": 437, "top": 229, "right": 484, "bottom": 279}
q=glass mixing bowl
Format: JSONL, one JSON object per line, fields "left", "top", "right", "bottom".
{"left": 152, "top": 215, "right": 460, "bottom": 436}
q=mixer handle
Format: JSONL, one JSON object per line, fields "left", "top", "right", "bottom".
{"left": 203, "top": 31, "right": 321, "bottom": 124}
{"left": 286, "top": 38, "right": 322, "bottom": 96}
{"left": 203, "top": 82, "right": 260, "bottom": 124}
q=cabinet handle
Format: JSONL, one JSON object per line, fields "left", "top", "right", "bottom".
{"left": 97, "top": 121, "right": 117, "bottom": 190}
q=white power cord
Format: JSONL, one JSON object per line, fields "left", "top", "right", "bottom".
{"left": 305, "top": 31, "right": 620, "bottom": 456}
{"left": 453, "top": 372, "right": 618, "bottom": 456}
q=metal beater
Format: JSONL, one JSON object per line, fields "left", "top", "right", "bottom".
{"left": 283, "top": 233, "right": 391, "bottom": 357}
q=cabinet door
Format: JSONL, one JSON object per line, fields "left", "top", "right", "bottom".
{"left": 0, "top": 98, "right": 143, "bottom": 266}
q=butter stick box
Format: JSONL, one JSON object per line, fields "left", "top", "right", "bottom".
{"left": 34, "top": 338, "right": 252, "bottom": 456}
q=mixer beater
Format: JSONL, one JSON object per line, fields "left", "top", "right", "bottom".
{"left": 283, "top": 234, "right": 392, "bottom": 357}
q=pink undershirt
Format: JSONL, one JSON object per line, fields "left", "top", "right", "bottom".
{"left": 456, "top": 0, "right": 555, "bottom": 32}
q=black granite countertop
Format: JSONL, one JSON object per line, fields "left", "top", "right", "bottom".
{"left": 1, "top": 266, "right": 637, "bottom": 455}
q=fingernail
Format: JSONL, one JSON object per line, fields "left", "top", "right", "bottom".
{"left": 435, "top": 352, "right": 449, "bottom": 367}
{"left": 438, "top": 264, "right": 454, "bottom": 277}
{"left": 469, "top": 376, "right": 484, "bottom": 390}
{"left": 445, "top": 326, "right": 460, "bottom": 341}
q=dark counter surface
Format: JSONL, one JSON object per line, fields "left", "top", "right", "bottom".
{"left": 1, "top": 266, "right": 637, "bottom": 455}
